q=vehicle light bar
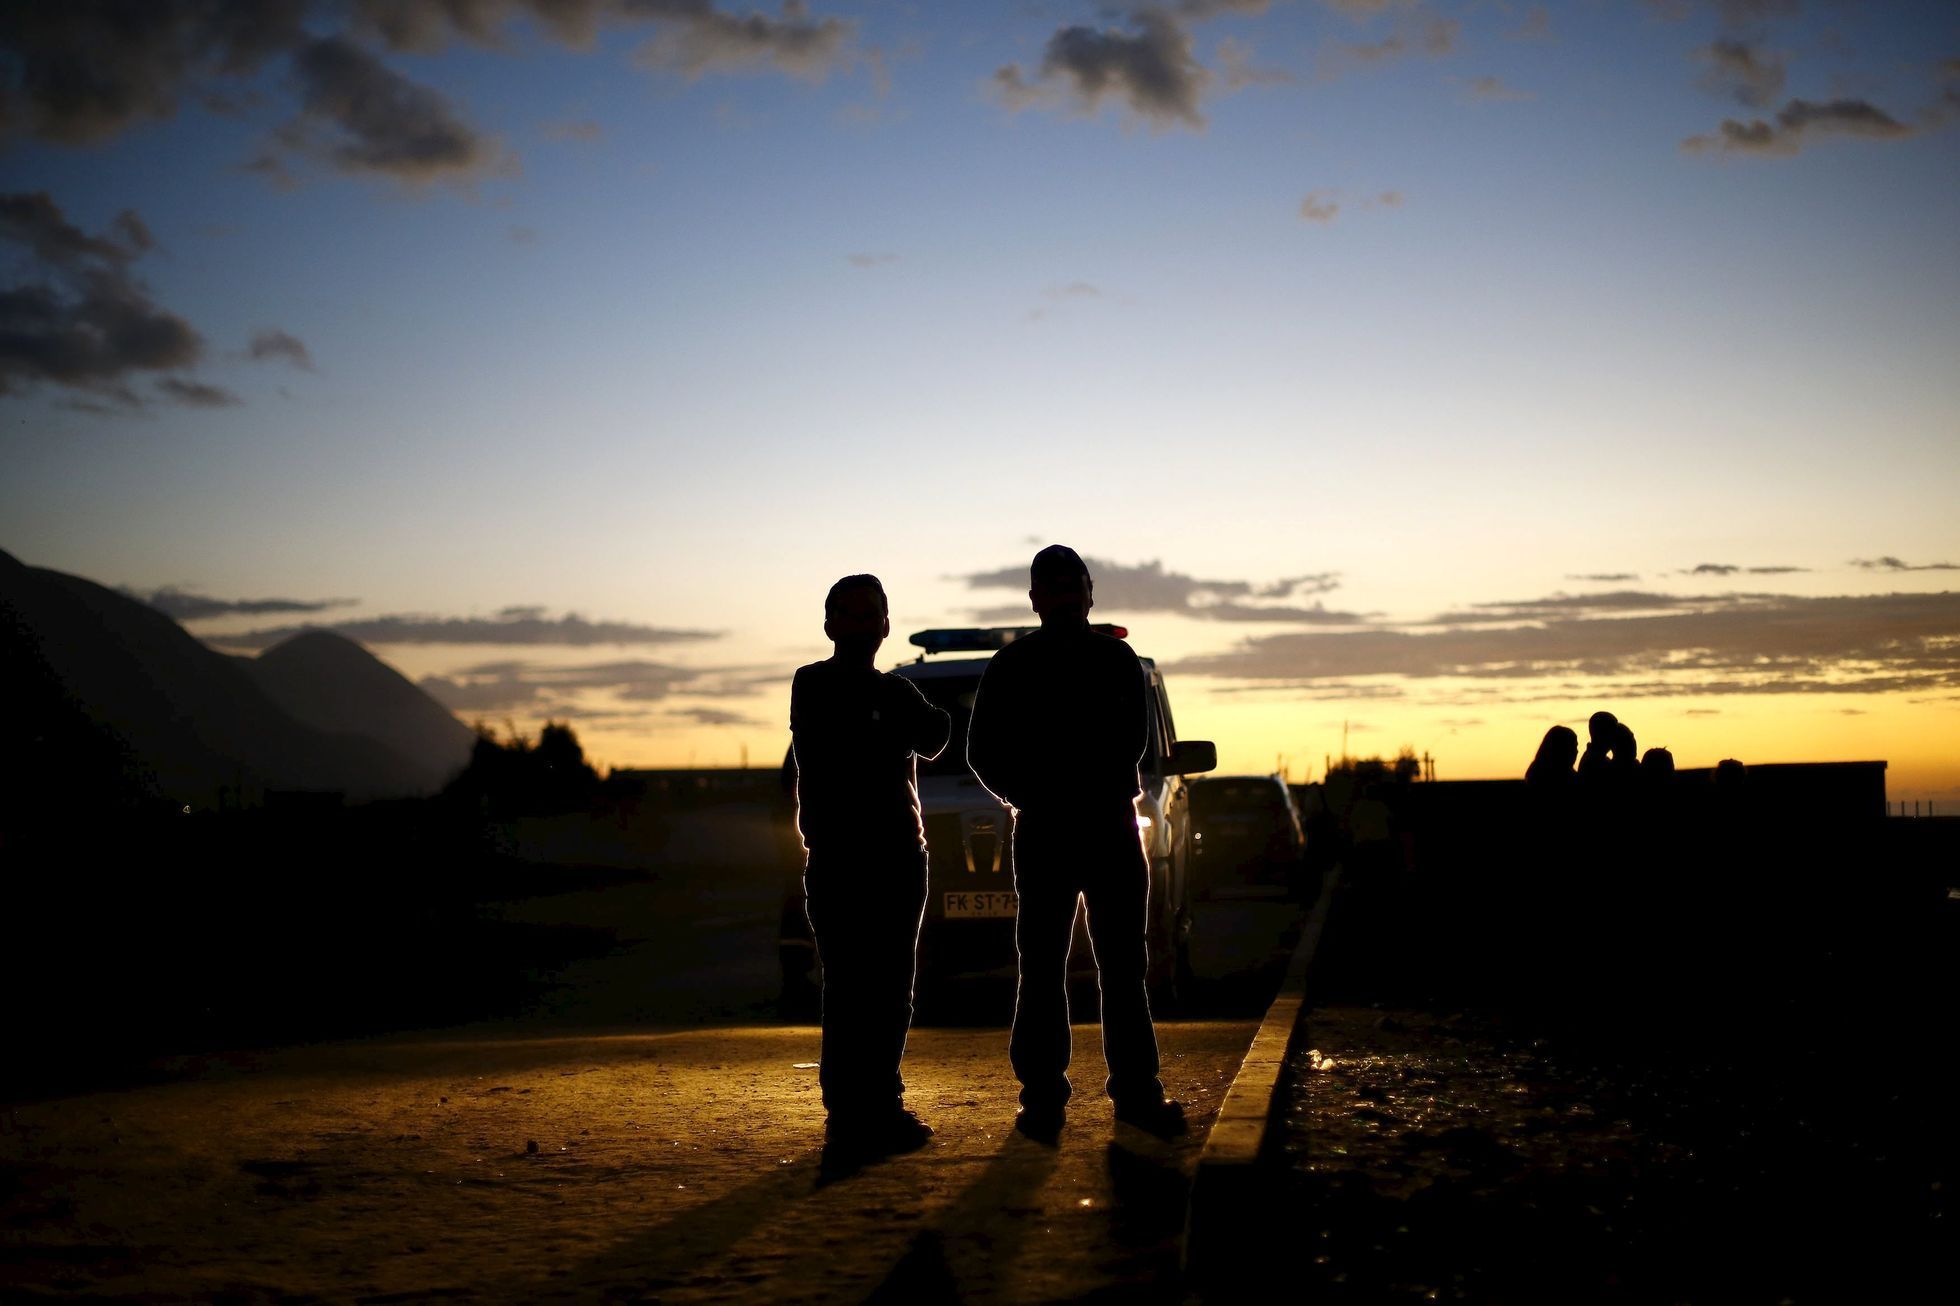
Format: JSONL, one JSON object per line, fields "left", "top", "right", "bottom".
{"left": 910, "top": 624, "right": 1128, "bottom": 653}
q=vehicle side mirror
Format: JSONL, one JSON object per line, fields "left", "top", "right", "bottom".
{"left": 1167, "top": 740, "right": 1217, "bottom": 776}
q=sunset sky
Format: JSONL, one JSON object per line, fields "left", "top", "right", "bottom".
{"left": 3, "top": 1, "right": 1957, "bottom": 799}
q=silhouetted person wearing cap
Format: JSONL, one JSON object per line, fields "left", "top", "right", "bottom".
{"left": 967, "top": 546, "right": 1185, "bottom": 1139}
{"left": 791, "top": 574, "right": 951, "bottom": 1156}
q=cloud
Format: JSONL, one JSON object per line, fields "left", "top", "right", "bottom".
{"left": 1321, "top": 14, "right": 1458, "bottom": 76}
{"left": 1509, "top": 7, "right": 1552, "bottom": 41}
{"left": 357, "top": 0, "right": 870, "bottom": 84}
{"left": 0, "top": 1, "right": 308, "bottom": 145}
{"left": 1467, "top": 75, "right": 1533, "bottom": 102}
{"left": 1298, "top": 189, "right": 1401, "bottom": 223}
{"left": 1170, "top": 0, "right": 1275, "bottom": 15}
{"left": 284, "top": 35, "right": 502, "bottom": 184}
{"left": 1216, "top": 36, "right": 1292, "bottom": 91}
{"left": 1566, "top": 572, "right": 1641, "bottom": 582}
{"left": 1045, "top": 281, "right": 1102, "bottom": 299}
{"left": 1713, "top": 0, "right": 1799, "bottom": 28}
{"left": 419, "top": 657, "right": 778, "bottom": 717}
{"left": 667, "top": 705, "right": 767, "bottom": 727}
{"left": 1166, "top": 590, "right": 1960, "bottom": 701}
{"left": 0, "top": 191, "right": 212, "bottom": 403}
{"left": 214, "top": 609, "right": 724, "bottom": 651}
{"left": 1312, "top": 1, "right": 1420, "bottom": 18}
{"left": 1298, "top": 190, "right": 1340, "bottom": 222}
{"left": 1641, "top": 0, "right": 1799, "bottom": 27}
{"left": 507, "top": 225, "right": 541, "bottom": 245}
{"left": 994, "top": 8, "right": 1209, "bottom": 129}
{"left": 155, "top": 376, "right": 241, "bottom": 407}
{"left": 626, "top": 0, "right": 858, "bottom": 83}
{"left": 3, "top": 3, "right": 856, "bottom": 196}
{"left": 957, "top": 556, "right": 1359, "bottom": 625}
{"left": 846, "top": 251, "right": 899, "bottom": 268}
{"left": 350, "top": 0, "right": 609, "bottom": 53}
{"left": 1696, "top": 38, "right": 1785, "bottom": 108}
{"left": 246, "top": 327, "right": 314, "bottom": 371}
{"left": 1683, "top": 97, "right": 1914, "bottom": 156}
{"left": 1681, "top": 562, "right": 1808, "bottom": 576}
{"left": 1851, "top": 556, "right": 1959, "bottom": 572}
{"left": 119, "top": 586, "right": 358, "bottom": 621}
{"left": 1428, "top": 590, "right": 1801, "bottom": 624}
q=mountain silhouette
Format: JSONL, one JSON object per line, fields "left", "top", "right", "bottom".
{"left": 242, "top": 630, "right": 474, "bottom": 794}
{"left": 0, "top": 549, "right": 458, "bottom": 807}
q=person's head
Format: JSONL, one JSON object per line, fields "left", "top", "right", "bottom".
{"left": 823, "top": 573, "right": 888, "bottom": 661}
{"left": 1587, "top": 710, "right": 1618, "bottom": 744}
{"left": 1612, "top": 720, "right": 1638, "bottom": 756}
{"left": 1532, "top": 724, "right": 1579, "bottom": 773}
{"left": 1641, "top": 746, "right": 1675, "bottom": 776}
{"left": 1029, "top": 544, "right": 1093, "bottom": 624}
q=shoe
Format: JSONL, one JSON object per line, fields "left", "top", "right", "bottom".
{"left": 1014, "top": 1102, "right": 1065, "bottom": 1143}
{"left": 882, "top": 1108, "right": 934, "bottom": 1154}
{"left": 1113, "top": 1097, "right": 1187, "bottom": 1138}
{"left": 827, "top": 1107, "right": 933, "bottom": 1156}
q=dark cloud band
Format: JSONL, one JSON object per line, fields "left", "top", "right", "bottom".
{"left": 958, "top": 556, "right": 1353, "bottom": 624}
{"left": 1167, "top": 590, "right": 1960, "bottom": 700}
{"left": 119, "top": 586, "right": 357, "bottom": 621}
{"left": 214, "top": 610, "right": 723, "bottom": 650}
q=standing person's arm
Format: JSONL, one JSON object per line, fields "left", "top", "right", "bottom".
{"left": 1119, "top": 646, "right": 1149, "bottom": 771}
{"left": 788, "top": 666, "right": 810, "bottom": 769}
{"left": 967, "top": 655, "right": 1023, "bottom": 809}
{"left": 788, "top": 667, "right": 818, "bottom": 839}
{"left": 1087, "top": 644, "right": 1150, "bottom": 781}
{"left": 885, "top": 675, "right": 951, "bottom": 762}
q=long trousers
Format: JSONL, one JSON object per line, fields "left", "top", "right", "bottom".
{"left": 1009, "top": 803, "right": 1165, "bottom": 1110}
{"left": 803, "top": 846, "right": 928, "bottom": 1119}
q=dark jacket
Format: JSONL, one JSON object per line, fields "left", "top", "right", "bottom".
{"left": 967, "top": 624, "right": 1148, "bottom": 815}
{"left": 791, "top": 660, "right": 950, "bottom": 851}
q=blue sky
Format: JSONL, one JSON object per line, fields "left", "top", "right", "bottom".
{"left": 3, "top": 1, "right": 1958, "bottom": 793}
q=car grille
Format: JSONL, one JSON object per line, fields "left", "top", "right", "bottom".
{"left": 924, "top": 809, "right": 1015, "bottom": 900}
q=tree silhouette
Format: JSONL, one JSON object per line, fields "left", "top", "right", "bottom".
{"left": 444, "top": 719, "right": 597, "bottom": 816}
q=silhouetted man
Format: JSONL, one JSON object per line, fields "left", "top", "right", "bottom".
{"left": 967, "top": 546, "right": 1184, "bottom": 1138}
{"left": 791, "top": 574, "right": 951, "bottom": 1154}
{"left": 1579, "top": 710, "right": 1638, "bottom": 783}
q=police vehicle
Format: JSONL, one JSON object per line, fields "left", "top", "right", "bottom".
{"left": 778, "top": 625, "right": 1217, "bottom": 1006}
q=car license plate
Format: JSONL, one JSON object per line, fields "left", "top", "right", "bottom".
{"left": 944, "top": 891, "right": 1017, "bottom": 919}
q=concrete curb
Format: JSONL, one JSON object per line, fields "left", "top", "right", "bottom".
{"left": 1179, "top": 868, "right": 1339, "bottom": 1284}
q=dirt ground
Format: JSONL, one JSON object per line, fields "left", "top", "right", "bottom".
{"left": 2, "top": 805, "right": 1307, "bottom": 1302}
{"left": 1, "top": 1019, "right": 1256, "bottom": 1303}
{"left": 1276, "top": 1003, "right": 1952, "bottom": 1304}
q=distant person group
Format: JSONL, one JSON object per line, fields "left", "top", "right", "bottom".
{"left": 1525, "top": 710, "right": 1714, "bottom": 791}
{"left": 788, "top": 546, "right": 1185, "bottom": 1162}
